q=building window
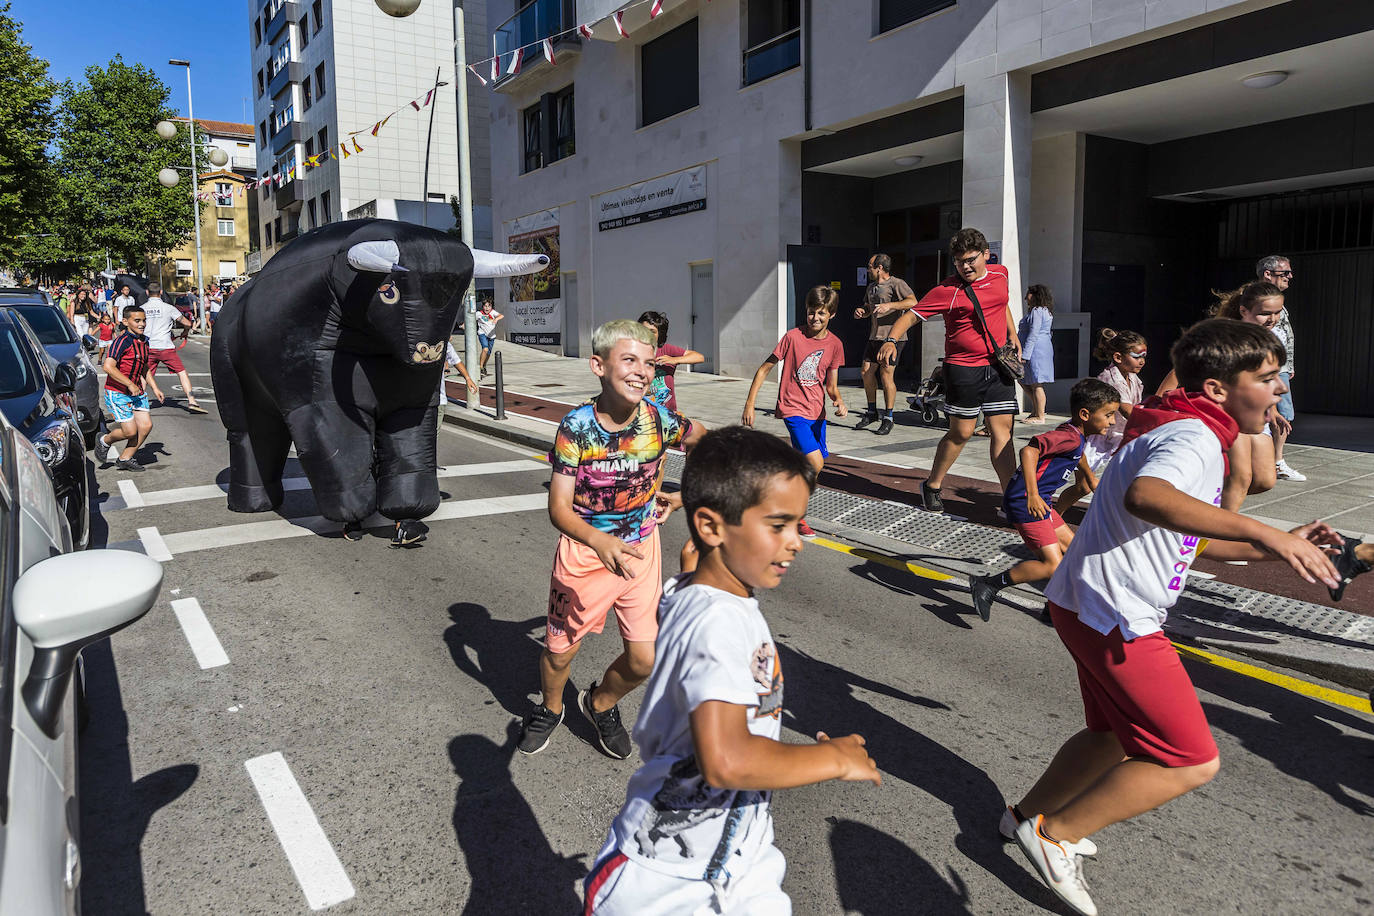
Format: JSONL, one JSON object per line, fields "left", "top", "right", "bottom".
{"left": 743, "top": 0, "right": 801, "bottom": 86}
{"left": 312, "top": 0, "right": 323, "bottom": 34}
{"left": 214, "top": 182, "right": 234, "bottom": 206}
{"left": 175, "top": 259, "right": 193, "bottom": 277}
{"left": 275, "top": 151, "right": 297, "bottom": 179}
{"left": 218, "top": 259, "right": 238, "bottom": 278}
{"left": 878, "top": 0, "right": 956, "bottom": 33}
{"left": 256, "top": 69, "right": 265, "bottom": 98}
{"left": 272, "top": 39, "right": 291, "bottom": 76}
{"left": 265, "top": 222, "right": 272, "bottom": 246}
{"left": 307, "top": 198, "right": 317, "bottom": 227}
{"left": 302, "top": 77, "right": 312, "bottom": 111}
{"left": 260, "top": 120, "right": 268, "bottom": 145}
{"left": 522, "top": 104, "right": 542, "bottom": 174}
{"left": 305, "top": 137, "right": 314, "bottom": 158}
{"left": 314, "top": 62, "right": 327, "bottom": 98}
{"left": 218, "top": 218, "right": 235, "bottom": 237}
{"left": 316, "top": 125, "right": 329, "bottom": 153}
{"left": 298, "top": 15, "right": 309, "bottom": 48}
{"left": 321, "top": 190, "right": 331, "bottom": 224}
{"left": 641, "top": 19, "right": 698, "bottom": 126}
{"left": 273, "top": 103, "right": 294, "bottom": 132}
{"left": 254, "top": 19, "right": 262, "bottom": 47}
{"left": 554, "top": 86, "right": 575, "bottom": 161}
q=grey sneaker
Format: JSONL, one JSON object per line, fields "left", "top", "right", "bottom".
{"left": 920, "top": 481, "right": 944, "bottom": 513}
{"left": 855, "top": 410, "right": 879, "bottom": 430}
{"left": 115, "top": 458, "right": 144, "bottom": 472}
{"left": 579, "top": 684, "right": 632, "bottom": 759}
{"left": 876, "top": 417, "right": 894, "bottom": 436}
{"left": 968, "top": 574, "right": 1001, "bottom": 622}
{"left": 390, "top": 519, "right": 429, "bottom": 548}
{"left": 517, "top": 704, "right": 564, "bottom": 755}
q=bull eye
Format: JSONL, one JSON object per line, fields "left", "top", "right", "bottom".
{"left": 378, "top": 283, "right": 400, "bottom": 305}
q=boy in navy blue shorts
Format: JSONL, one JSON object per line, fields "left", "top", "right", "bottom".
{"left": 969, "top": 379, "right": 1120, "bottom": 621}
{"left": 741, "top": 286, "right": 847, "bottom": 538}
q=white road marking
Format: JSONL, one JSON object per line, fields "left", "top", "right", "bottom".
{"left": 112, "top": 460, "right": 546, "bottom": 511}
{"left": 117, "top": 479, "right": 145, "bottom": 508}
{"left": 160, "top": 492, "right": 546, "bottom": 554}
{"left": 137, "top": 526, "right": 173, "bottom": 561}
{"left": 244, "top": 752, "right": 355, "bottom": 910}
{"left": 170, "top": 598, "right": 229, "bottom": 669}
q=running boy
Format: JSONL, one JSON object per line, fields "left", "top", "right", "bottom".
{"left": 968, "top": 379, "right": 1119, "bottom": 621}
{"left": 1003, "top": 319, "right": 1341, "bottom": 916}
{"left": 741, "top": 286, "right": 847, "bottom": 538}
{"left": 476, "top": 297, "right": 503, "bottom": 378}
{"left": 519, "top": 320, "right": 706, "bottom": 759}
{"left": 583, "top": 427, "right": 880, "bottom": 915}
{"left": 98, "top": 304, "right": 153, "bottom": 472}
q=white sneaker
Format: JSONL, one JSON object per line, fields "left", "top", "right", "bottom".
{"left": 1275, "top": 460, "right": 1307, "bottom": 481}
{"left": 999, "top": 806, "right": 1097, "bottom": 856}
{"left": 1015, "top": 815, "right": 1098, "bottom": 916}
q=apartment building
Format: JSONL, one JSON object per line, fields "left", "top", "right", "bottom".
{"left": 488, "top": 0, "right": 1374, "bottom": 415}
{"left": 148, "top": 119, "right": 261, "bottom": 292}
{"left": 248, "top": 0, "right": 493, "bottom": 265}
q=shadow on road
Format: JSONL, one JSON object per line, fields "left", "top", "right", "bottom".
{"left": 777, "top": 643, "right": 1071, "bottom": 914}
{"left": 444, "top": 603, "right": 547, "bottom": 717}
{"left": 78, "top": 639, "right": 198, "bottom": 916}
{"left": 449, "top": 723, "right": 586, "bottom": 914}
{"left": 830, "top": 818, "right": 972, "bottom": 914}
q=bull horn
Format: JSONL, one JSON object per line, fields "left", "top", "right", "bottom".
{"left": 347, "top": 240, "right": 402, "bottom": 273}
{"left": 471, "top": 249, "right": 550, "bottom": 278}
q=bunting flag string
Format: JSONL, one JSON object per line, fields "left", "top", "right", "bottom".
{"left": 613, "top": 11, "right": 627, "bottom": 38}
{"left": 650, "top": 1, "right": 663, "bottom": 18}
{"left": 506, "top": 46, "right": 523, "bottom": 76}
{"left": 543, "top": 37, "right": 556, "bottom": 65}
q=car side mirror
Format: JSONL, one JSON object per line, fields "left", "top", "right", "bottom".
{"left": 82, "top": 334, "right": 98, "bottom": 353}
{"left": 13, "top": 551, "right": 162, "bottom": 738}
{"left": 53, "top": 363, "right": 77, "bottom": 394}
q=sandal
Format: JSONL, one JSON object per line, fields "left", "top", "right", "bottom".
{"left": 186, "top": 402, "right": 208, "bottom": 414}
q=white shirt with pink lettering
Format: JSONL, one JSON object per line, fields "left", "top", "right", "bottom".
{"left": 1045, "top": 419, "right": 1224, "bottom": 638}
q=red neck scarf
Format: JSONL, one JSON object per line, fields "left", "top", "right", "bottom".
{"left": 1120, "top": 389, "right": 1240, "bottom": 472}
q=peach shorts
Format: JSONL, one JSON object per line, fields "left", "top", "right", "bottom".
{"left": 546, "top": 527, "right": 662, "bottom": 654}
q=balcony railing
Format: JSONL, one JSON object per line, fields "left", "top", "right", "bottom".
{"left": 493, "top": 0, "right": 579, "bottom": 83}
{"left": 742, "top": 27, "right": 801, "bottom": 87}
{"left": 268, "top": 61, "right": 304, "bottom": 99}
{"left": 271, "top": 120, "right": 303, "bottom": 155}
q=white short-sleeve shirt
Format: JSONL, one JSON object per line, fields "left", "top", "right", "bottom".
{"left": 1045, "top": 419, "right": 1225, "bottom": 638}
{"left": 141, "top": 298, "right": 181, "bottom": 350}
{"left": 610, "top": 576, "right": 783, "bottom": 883}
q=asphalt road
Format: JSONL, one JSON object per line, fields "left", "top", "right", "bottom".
{"left": 80, "top": 337, "right": 1374, "bottom": 915}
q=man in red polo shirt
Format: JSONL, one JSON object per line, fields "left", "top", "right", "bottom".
{"left": 877, "top": 228, "right": 1021, "bottom": 513}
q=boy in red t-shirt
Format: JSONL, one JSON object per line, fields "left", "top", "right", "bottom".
{"left": 742, "top": 285, "right": 847, "bottom": 538}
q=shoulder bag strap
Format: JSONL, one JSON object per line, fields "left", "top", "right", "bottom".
{"left": 961, "top": 282, "right": 1002, "bottom": 360}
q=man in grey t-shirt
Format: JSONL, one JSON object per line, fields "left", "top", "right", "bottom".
{"left": 852, "top": 253, "right": 916, "bottom": 435}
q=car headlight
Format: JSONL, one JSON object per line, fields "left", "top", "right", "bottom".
{"left": 32, "top": 423, "right": 69, "bottom": 466}
{"left": 72, "top": 354, "right": 92, "bottom": 378}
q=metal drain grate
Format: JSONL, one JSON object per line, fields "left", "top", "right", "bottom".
{"left": 833, "top": 501, "right": 917, "bottom": 532}
{"left": 806, "top": 489, "right": 867, "bottom": 523}
{"left": 931, "top": 526, "right": 1014, "bottom": 565}
{"left": 882, "top": 511, "right": 968, "bottom": 545}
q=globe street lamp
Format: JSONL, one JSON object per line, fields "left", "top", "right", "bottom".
{"left": 164, "top": 58, "right": 219, "bottom": 332}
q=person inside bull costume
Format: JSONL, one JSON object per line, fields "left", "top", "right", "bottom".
{"left": 210, "top": 218, "right": 548, "bottom": 547}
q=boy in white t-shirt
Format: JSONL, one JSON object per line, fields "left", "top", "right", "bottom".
{"left": 584, "top": 427, "right": 880, "bottom": 915}
{"left": 1001, "top": 319, "right": 1342, "bottom": 916}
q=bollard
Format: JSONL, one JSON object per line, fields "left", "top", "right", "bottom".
{"left": 494, "top": 350, "right": 506, "bottom": 420}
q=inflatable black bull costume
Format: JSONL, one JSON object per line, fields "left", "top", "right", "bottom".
{"left": 211, "top": 218, "right": 546, "bottom": 544}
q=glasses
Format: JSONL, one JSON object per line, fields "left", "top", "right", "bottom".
{"left": 1129, "top": 351, "right": 1147, "bottom": 359}
{"left": 954, "top": 254, "right": 983, "bottom": 269}
{"left": 1270, "top": 270, "right": 1294, "bottom": 278}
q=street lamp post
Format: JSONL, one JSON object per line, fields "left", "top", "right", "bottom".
{"left": 170, "top": 59, "right": 207, "bottom": 333}
{"left": 453, "top": 4, "right": 479, "bottom": 406}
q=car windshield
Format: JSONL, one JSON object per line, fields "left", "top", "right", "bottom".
{"left": 7, "top": 304, "right": 75, "bottom": 345}
{"left": 0, "top": 328, "right": 37, "bottom": 398}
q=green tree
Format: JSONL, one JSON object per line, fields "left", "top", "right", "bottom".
{"left": 53, "top": 57, "right": 198, "bottom": 270}
{"left": 0, "top": 3, "right": 59, "bottom": 267}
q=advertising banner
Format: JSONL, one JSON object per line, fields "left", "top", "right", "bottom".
{"left": 596, "top": 165, "right": 707, "bottom": 232}
{"left": 505, "top": 207, "right": 561, "bottom": 347}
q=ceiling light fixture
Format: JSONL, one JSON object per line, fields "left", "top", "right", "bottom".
{"left": 893, "top": 155, "right": 923, "bottom": 167}
{"left": 1241, "top": 70, "right": 1288, "bottom": 89}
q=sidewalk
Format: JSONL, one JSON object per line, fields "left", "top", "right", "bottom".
{"left": 441, "top": 341, "right": 1374, "bottom": 697}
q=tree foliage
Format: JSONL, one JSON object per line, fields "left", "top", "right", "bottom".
{"left": 0, "top": 3, "right": 58, "bottom": 266}
{"left": 53, "top": 57, "right": 199, "bottom": 270}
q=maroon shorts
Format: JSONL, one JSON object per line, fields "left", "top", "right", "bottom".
{"left": 1049, "top": 602, "right": 1218, "bottom": 768}
{"left": 1014, "top": 511, "right": 1066, "bottom": 549}
{"left": 148, "top": 347, "right": 185, "bottom": 374}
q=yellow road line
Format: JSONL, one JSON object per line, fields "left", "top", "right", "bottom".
{"left": 812, "top": 535, "right": 1372, "bottom": 716}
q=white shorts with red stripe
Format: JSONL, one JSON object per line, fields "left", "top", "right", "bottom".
{"left": 583, "top": 835, "right": 789, "bottom": 916}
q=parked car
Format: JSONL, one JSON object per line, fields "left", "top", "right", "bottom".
{"left": 0, "top": 409, "right": 162, "bottom": 914}
{"left": 0, "top": 308, "right": 90, "bottom": 550}
{"left": 0, "top": 289, "right": 101, "bottom": 449}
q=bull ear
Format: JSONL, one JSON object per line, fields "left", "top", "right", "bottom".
{"left": 471, "top": 249, "right": 550, "bottom": 278}
{"left": 347, "top": 240, "right": 402, "bottom": 273}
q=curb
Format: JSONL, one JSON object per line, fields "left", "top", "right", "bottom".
{"left": 441, "top": 405, "right": 555, "bottom": 453}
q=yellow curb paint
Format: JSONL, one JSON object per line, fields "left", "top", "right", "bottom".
{"left": 811, "top": 534, "right": 1371, "bottom": 717}
{"left": 811, "top": 536, "right": 957, "bottom": 583}
{"left": 1172, "top": 642, "right": 1372, "bottom": 715}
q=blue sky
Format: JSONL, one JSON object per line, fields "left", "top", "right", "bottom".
{"left": 13, "top": 0, "right": 254, "bottom": 125}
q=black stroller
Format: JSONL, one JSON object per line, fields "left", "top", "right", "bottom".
{"left": 907, "top": 360, "right": 948, "bottom": 426}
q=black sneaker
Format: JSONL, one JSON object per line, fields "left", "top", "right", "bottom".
{"left": 1329, "top": 536, "right": 1371, "bottom": 602}
{"left": 855, "top": 410, "right": 879, "bottom": 430}
{"left": 518, "top": 704, "right": 564, "bottom": 755}
{"left": 920, "top": 481, "right": 943, "bottom": 513}
{"left": 115, "top": 458, "right": 144, "bottom": 472}
{"left": 877, "top": 417, "right": 894, "bottom": 436}
{"left": 579, "top": 684, "right": 632, "bottom": 759}
{"left": 969, "top": 574, "right": 1001, "bottom": 622}
{"left": 390, "top": 519, "right": 429, "bottom": 548}
{"left": 342, "top": 521, "right": 365, "bottom": 541}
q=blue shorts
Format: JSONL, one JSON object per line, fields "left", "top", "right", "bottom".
{"left": 478, "top": 333, "right": 495, "bottom": 353}
{"left": 783, "top": 415, "right": 828, "bottom": 458}
{"left": 105, "top": 389, "right": 150, "bottom": 422}
{"left": 1276, "top": 372, "right": 1294, "bottom": 421}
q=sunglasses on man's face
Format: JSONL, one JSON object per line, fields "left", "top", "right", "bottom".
{"left": 1271, "top": 270, "right": 1294, "bottom": 278}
